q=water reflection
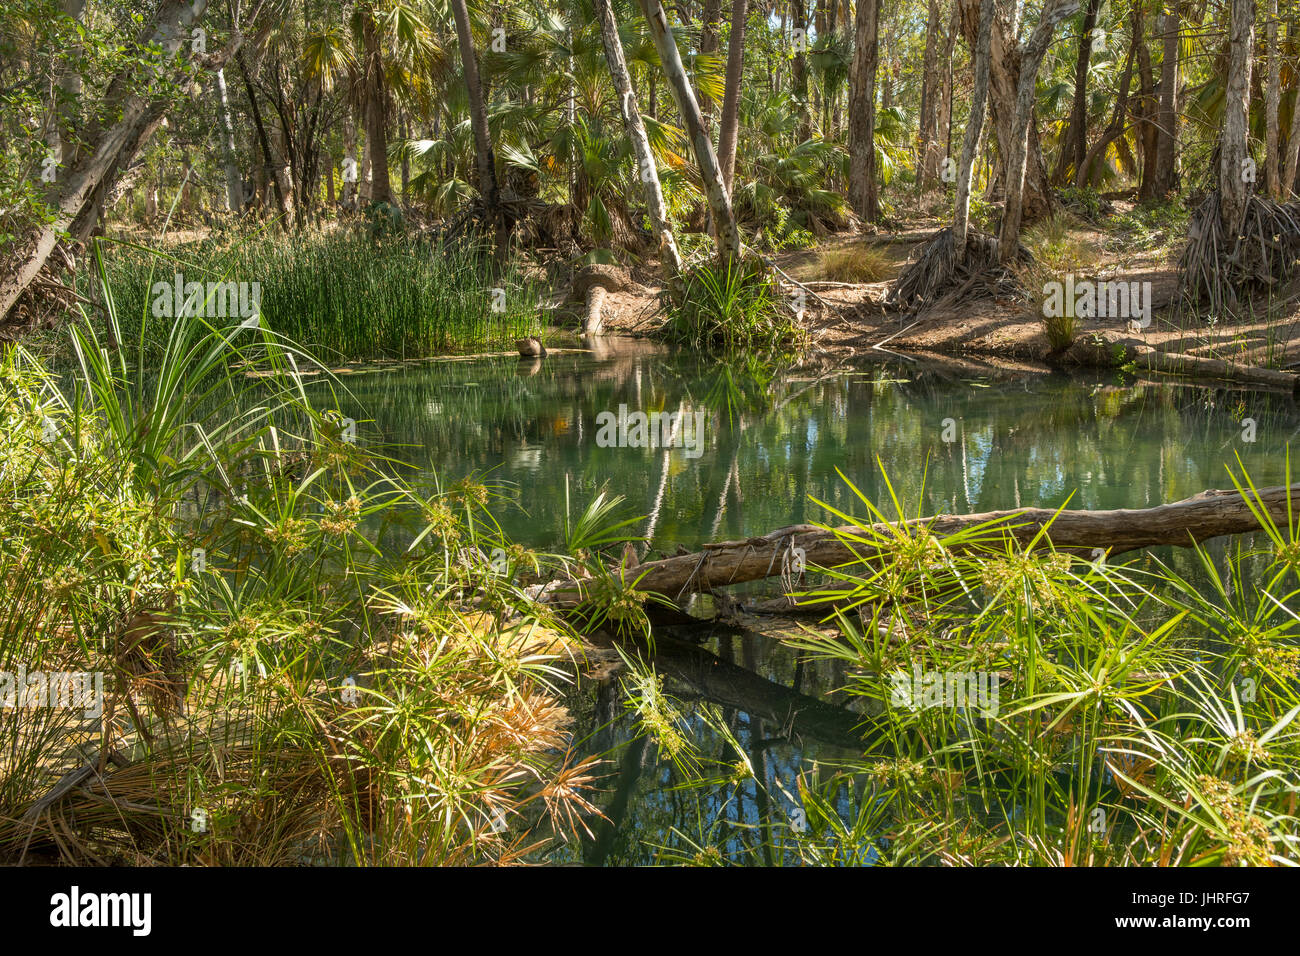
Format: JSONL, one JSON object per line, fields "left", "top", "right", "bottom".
{"left": 310, "top": 339, "right": 1299, "bottom": 865}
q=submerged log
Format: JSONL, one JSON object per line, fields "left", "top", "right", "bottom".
{"left": 544, "top": 482, "right": 1300, "bottom": 603}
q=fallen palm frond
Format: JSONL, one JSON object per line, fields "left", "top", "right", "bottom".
{"left": 886, "top": 227, "right": 1032, "bottom": 314}
{"left": 1178, "top": 192, "right": 1300, "bottom": 317}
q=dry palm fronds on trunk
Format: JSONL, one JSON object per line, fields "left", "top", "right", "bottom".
{"left": 1178, "top": 192, "right": 1300, "bottom": 317}
{"left": 887, "top": 226, "right": 1033, "bottom": 314}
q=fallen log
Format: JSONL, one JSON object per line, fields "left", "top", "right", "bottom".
{"left": 541, "top": 482, "right": 1299, "bottom": 604}
{"left": 1135, "top": 346, "right": 1299, "bottom": 392}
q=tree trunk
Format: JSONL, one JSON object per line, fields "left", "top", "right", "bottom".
{"left": 54, "top": 0, "right": 86, "bottom": 166}
{"left": 214, "top": 68, "right": 243, "bottom": 213}
{"left": 450, "top": 0, "right": 509, "bottom": 258}
{"left": 0, "top": 0, "right": 210, "bottom": 330}
{"left": 547, "top": 482, "right": 1300, "bottom": 602}
{"left": 1053, "top": 0, "right": 1101, "bottom": 185}
{"left": 848, "top": 0, "right": 880, "bottom": 221}
{"left": 639, "top": 0, "right": 743, "bottom": 262}
{"left": 1264, "top": 0, "right": 1281, "bottom": 198}
{"left": 792, "top": 0, "right": 811, "bottom": 140}
{"left": 1149, "top": 6, "right": 1181, "bottom": 198}
{"left": 917, "top": 0, "right": 945, "bottom": 190}
{"left": 361, "top": 10, "right": 392, "bottom": 205}
{"left": 1076, "top": 19, "right": 1137, "bottom": 187}
{"left": 1220, "top": 0, "right": 1255, "bottom": 234}
{"left": 717, "top": 0, "right": 749, "bottom": 193}
{"left": 953, "top": 0, "right": 996, "bottom": 262}
{"left": 1135, "top": 13, "right": 1159, "bottom": 196}
{"left": 594, "top": 0, "right": 685, "bottom": 283}
{"left": 999, "top": 0, "right": 1080, "bottom": 262}
{"left": 958, "top": 0, "right": 1056, "bottom": 223}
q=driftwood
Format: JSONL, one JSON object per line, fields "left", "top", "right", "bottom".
{"left": 544, "top": 483, "right": 1300, "bottom": 604}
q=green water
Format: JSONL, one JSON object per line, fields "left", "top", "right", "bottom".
{"left": 318, "top": 339, "right": 1298, "bottom": 864}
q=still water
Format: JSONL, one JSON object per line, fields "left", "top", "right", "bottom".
{"left": 320, "top": 338, "right": 1297, "bottom": 864}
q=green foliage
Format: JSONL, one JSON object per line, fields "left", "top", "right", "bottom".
{"left": 629, "top": 466, "right": 1300, "bottom": 866}
{"left": 81, "top": 231, "right": 542, "bottom": 360}
{"left": 661, "top": 259, "right": 804, "bottom": 352}
{"left": 1109, "top": 200, "right": 1193, "bottom": 256}
{"left": 0, "top": 270, "right": 600, "bottom": 864}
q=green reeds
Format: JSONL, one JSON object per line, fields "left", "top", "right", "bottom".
{"left": 0, "top": 256, "right": 599, "bottom": 865}
{"left": 624, "top": 463, "right": 1300, "bottom": 866}
{"left": 81, "top": 230, "right": 542, "bottom": 360}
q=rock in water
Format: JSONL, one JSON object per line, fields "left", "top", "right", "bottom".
{"left": 516, "top": 337, "right": 547, "bottom": 358}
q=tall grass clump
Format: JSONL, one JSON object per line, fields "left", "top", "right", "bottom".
{"left": 817, "top": 243, "right": 895, "bottom": 283}
{"left": 661, "top": 259, "right": 804, "bottom": 352}
{"left": 0, "top": 244, "right": 600, "bottom": 865}
{"left": 85, "top": 230, "right": 542, "bottom": 360}
{"left": 625, "top": 467, "right": 1300, "bottom": 866}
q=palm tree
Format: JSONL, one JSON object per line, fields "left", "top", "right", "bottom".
{"left": 448, "top": 0, "right": 508, "bottom": 256}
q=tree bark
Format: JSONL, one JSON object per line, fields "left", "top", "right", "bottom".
{"left": 1219, "top": 0, "right": 1255, "bottom": 234}
{"left": 958, "top": 0, "right": 1057, "bottom": 223}
{"left": 1053, "top": 0, "right": 1101, "bottom": 185}
{"left": 0, "top": 0, "right": 210, "bottom": 330}
{"left": 917, "top": 0, "right": 945, "bottom": 190}
{"left": 848, "top": 0, "right": 880, "bottom": 221}
{"left": 1264, "top": 0, "right": 1281, "bottom": 198}
{"left": 717, "top": 0, "right": 749, "bottom": 193}
{"left": 639, "top": 0, "right": 743, "bottom": 262}
{"left": 594, "top": 0, "right": 685, "bottom": 283}
{"left": 361, "top": 10, "right": 392, "bottom": 205}
{"left": 450, "top": 0, "right": 509, "bottom": 259}
{"left": 550, "top": 482, "right": 1300, "bottom": 602}
{"left": 1148, "top": 5, "right": 1181, "bottom": 199}
{"left": 952, "top": 0, "right": 996, "bottom": 262}
{"left": 214, "top": 67, "right": 243, "bottom": 213}
{"left": 998, "top": 0, "right": 1080, "bottom": 262}
{"left": 792, "top": 0, "right": 811, "bottom": 140}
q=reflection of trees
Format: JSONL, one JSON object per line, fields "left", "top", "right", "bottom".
{"left": 319, "top": 352, "right": 1300, "bottom": 564}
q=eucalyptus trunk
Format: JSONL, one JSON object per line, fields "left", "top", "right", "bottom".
{"left": 639, "top": 0, "right": 743, "bottom": 262}
{"left": 848, "top": 0, "right": 879, "bottom": 221}
{"left": 718, "top": 0, "right": 749, "bottom": 193}
{"left": 593, "top": 0, "right": 685, "bottom": 281}
{"left": 952, "top": 0, "right": 995, "bottom": 262}
{"left": 214, "top": 67, "right": 243, "bottom": 213}
{"left": 999, "top": 0, "right": 1080, "bottom": 262}
{"left": 1219, "top": 0, "right": 1255, "bottom": 234}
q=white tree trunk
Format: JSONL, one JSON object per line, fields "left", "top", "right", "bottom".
{"left": 638, "top": 0, "right": 743, "bottom": 263}
{"left": 214, "top": 67, "right": 243, "bottom": 213}
{"left": 593, "top": 0, "right": 684, "bottom": 282}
